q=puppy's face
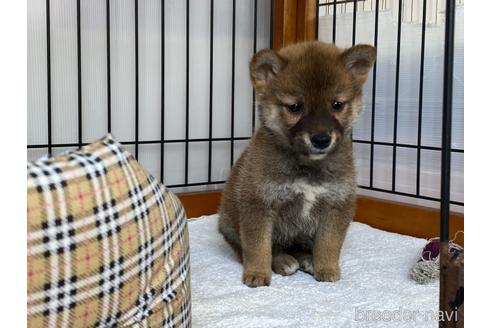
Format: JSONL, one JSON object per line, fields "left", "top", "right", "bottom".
{"left": 250, "top": 42, "right": 376, "bottom": 160}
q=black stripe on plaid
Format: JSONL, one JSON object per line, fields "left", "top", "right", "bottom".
{"left": 147, "top": 174, "right": 166, "bottom": 207}
{"left": 98, "top": 256, "right": 125, "bottom": 298}
{"left": 160, "top": 280, "right": 177, "bottom": 303}
{"left": 93, "top": 310, "right": 122, "bottom": 328}
{"left": 28, "top": 166, "right": 68, "bottom": 193}
{"left": 159, "top": 248, "right": 189, "bottom": 305}
{"left": 134, "top": 288, "right": 156, "bottom": 322}
{"left": 161, "top": 219, "right": 173, "bottom": 257}
{"left": 180, "top": 299, "right": 191, "bottom": 327}
{"left": 71, "top": 152, "right": 109, "bottom": 180}
{"left": 138, "top": 237, "right": 156, "bottom": 275}
{"left": 129, "top": 185, "right": 151, "bottom": 221}
{"left": 42, "top": 276, "right": 78, "bottom": 316}
{"left": 119, "top": 201, "right": 189, "bottom": 324}
{"left": 41, "top": 215, "right": 76, "bottom": 258}
{"left": 161, "top": 199, "right": 186, "bottom": 258}
{"left": 94, "top": 198, "right": 120, "bottom": 241}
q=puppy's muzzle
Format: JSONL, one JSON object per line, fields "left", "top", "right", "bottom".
{"left": 310, "top": 134, "right": 331, "bottom": 150}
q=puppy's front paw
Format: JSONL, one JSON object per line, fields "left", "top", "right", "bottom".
{"left": 314, "top": 266, "right": 341, "bottom": 282}
{"left": 242, "top": 271, "right": 272, "bottom": 287}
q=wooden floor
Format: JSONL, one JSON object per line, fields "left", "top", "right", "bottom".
{"left": 177, "top": 191, "right": 464, "bottom": 246}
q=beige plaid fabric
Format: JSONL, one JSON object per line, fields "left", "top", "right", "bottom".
{"left": 27, "top": 134, "right": 191, "bottom": 327}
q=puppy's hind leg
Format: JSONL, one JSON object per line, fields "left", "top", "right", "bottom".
{"left": 291, "top": 250, "right": 314, "bottom": 275}
{"left": 288, "top": 242, "right": 314, "bottom": 275}
{"left": 272, "top": 245, "right": 300, "bottom": 276}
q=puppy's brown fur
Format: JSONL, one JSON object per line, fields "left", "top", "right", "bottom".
{"left": 218, "top": 41, "right": 376, "bottom": 287}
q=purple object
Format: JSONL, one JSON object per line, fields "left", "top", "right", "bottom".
{"left": 421, "top": 239, "right": 440, "bottom": 261}
{"left": 420, "top": 238, "right": 462, "bottom": 261}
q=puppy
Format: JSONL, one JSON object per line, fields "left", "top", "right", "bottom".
{"left": 218, "top": 41, "right": 376, "bottom": 287}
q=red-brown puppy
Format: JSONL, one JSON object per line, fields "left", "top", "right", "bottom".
{"left": 219, "top": 41, "right": 376, "bottom": 287}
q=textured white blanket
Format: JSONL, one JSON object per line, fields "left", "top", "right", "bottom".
{"left": 188, "top": 215, "right": 438, "bottom": 328}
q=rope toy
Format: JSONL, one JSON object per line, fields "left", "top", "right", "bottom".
{"left": 410, "top": 232, "right": 463, "bottom": 284}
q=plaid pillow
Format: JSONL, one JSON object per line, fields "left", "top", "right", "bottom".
{"left": 27, "top": 134, "right": 191, "bottom": 328}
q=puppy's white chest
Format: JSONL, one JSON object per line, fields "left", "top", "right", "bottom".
{"left": 260, "top": 178, "right": 352, "bottom": 217}
{"left": 290, "top": 182, "right": 328, "bottom": 218}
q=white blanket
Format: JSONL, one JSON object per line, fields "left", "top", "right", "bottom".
{"left": 188, "top": 215, "right": 438, "bottom": 328}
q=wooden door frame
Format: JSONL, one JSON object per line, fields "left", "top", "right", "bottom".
{"left": 272, "top": 0, "right": 317, "bottom": 50}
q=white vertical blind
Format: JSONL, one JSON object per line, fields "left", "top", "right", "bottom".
{"left": 28, "top": 0, "right": 462, "bottom": 211}
{"left": 27, "top": 0, "right": 272, "bottom": 193}
{"left": 319, "top": 0, "right": 464, "bottom": 211}
{"left": 81, "top": 0, "right": 108, "bottom": 142}
{"left": 28, "top": 0, "right": 48, "bottom": 145}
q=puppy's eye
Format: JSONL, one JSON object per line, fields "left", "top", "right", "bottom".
{"left": 332, "top": 101, "right": 344, "bottom": 112}
{"left": 287, "top": 103, "right": 303, "bottom": 113}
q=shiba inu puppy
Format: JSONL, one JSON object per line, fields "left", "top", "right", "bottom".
{"left": 218, "top": 41, "right": 376, "bottom": 287}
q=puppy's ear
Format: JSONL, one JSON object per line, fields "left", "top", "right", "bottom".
{"left": 250, "top": 49, "right": 286, "bottom": 91}
{"left": 341, "top": 44, "right": 376, "bottom": 83}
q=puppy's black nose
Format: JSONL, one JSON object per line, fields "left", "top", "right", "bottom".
{"left": 310, "top": 134, "right": 331, "bottom": 149}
